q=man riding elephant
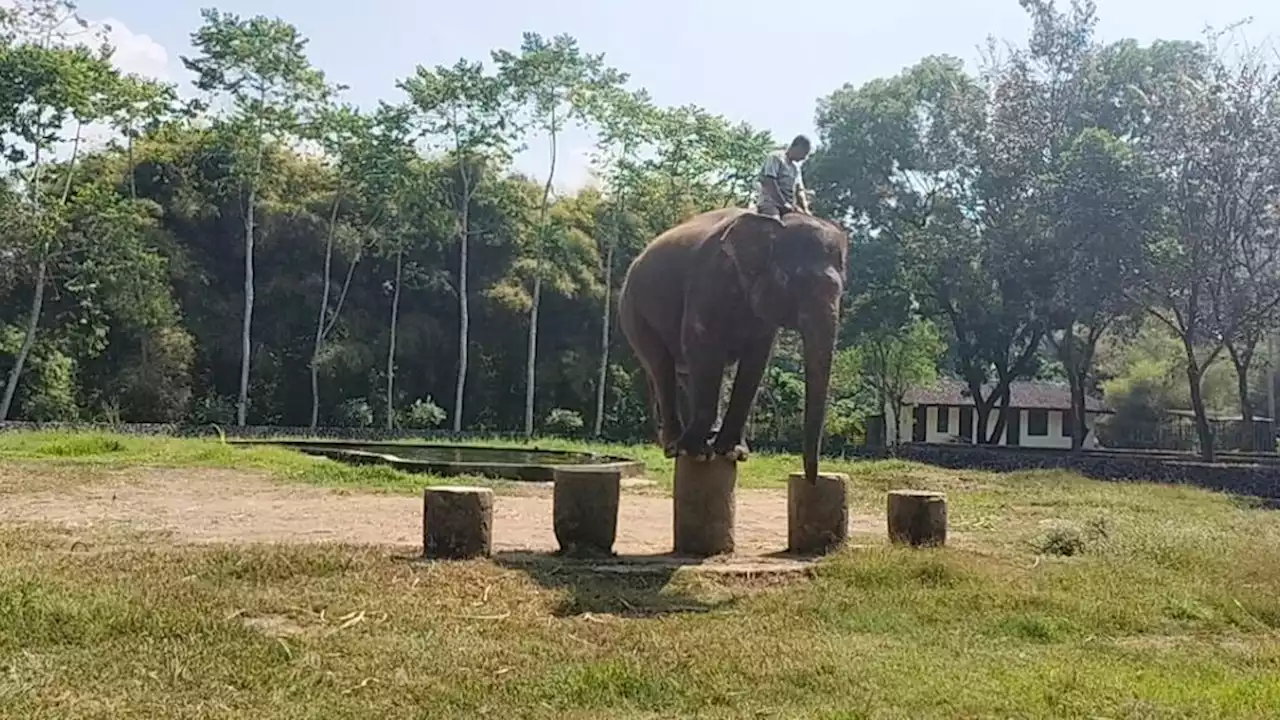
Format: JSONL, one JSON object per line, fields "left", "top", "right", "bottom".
{"left": 754, "top": 134, "right": 812, "bottom": 218}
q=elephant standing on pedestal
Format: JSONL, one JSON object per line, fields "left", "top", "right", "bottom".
{"left": 618, "top": 207, "right": 848, "bottom": 483}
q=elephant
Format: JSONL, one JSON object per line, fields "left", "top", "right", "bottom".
{"left": 618, "top": 206, "right": 848, "bottom": 483}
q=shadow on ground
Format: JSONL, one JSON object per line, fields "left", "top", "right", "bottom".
{"left": 492, "top": 549, "right": 819, "bottom": 618}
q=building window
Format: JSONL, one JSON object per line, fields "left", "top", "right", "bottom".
{"left": 936, "top": 406, "right": 950, "bottom": 433}
{"left": 1061, "top": 410, "right": 1074, "bottom": 437}
{"left": 1027, "top": 409, "right": 1049, "bottom": 436}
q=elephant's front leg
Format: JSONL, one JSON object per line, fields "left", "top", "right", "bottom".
{"left": 712, "top": 333, "right": 775, "bottom": 461}
{"left": 673, "top": 352, "right": 726, "bottom": 461}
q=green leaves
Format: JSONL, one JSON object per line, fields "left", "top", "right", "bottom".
{"left": 494, "top": 32, "right": 628, "bottom": 137}
{"left": 182, "top": 7, "right": 331, "bottom": 173}
{"left": 399, "top": 58, "right": 513, "bottom": 167}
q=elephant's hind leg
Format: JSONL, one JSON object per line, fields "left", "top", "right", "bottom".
{"left": 623, "top": 315, "right": 682, "bottom": 455}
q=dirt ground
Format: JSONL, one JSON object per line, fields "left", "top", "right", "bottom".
{"left": 0, "top": 468, "right": 887, "bottom": 557}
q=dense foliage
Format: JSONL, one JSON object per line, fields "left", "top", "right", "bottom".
{"left": 3, "top": 0, "right": 1280, "bottom": 460}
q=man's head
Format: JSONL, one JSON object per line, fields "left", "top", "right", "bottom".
{"left": 785, "top": 134, "right": 812, "bottom": 162}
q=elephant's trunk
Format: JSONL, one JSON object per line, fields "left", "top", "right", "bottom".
{"left": 799, "top": 267, "right": 841, "bottom": 483}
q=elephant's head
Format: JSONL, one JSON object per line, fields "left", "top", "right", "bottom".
{"left": 717, "top": 211, "right": 848, "bottom": 481}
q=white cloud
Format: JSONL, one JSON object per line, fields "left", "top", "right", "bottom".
{"left": 94, "top": 17, "right": 174, "bottom": 81}
{"left": 554, "top": 145, "right": 599, "bottom": 194}
{"left": 44, "top": 17, "right": 180, "bottom": 157}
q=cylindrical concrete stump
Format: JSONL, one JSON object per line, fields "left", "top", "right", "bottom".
{"left": 553, "top": 466, "right": 621, "bottom": 557}
{"left": 673, "top": 456, "right": 736, "bottom": 557}
{"left": 787, "top": 472, "right": 850, "bottom": 555}
{"left": 423, "top": 486, "right": 494, "bottom": 559}
{"left": 887, "top": 490, "right": 947, "bottom": 547}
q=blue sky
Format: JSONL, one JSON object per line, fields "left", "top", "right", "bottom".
{"left": 77, "top": 0, "right": 1279, "bottom": 192}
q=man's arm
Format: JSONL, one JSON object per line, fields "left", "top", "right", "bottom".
{"left": 795, "top": 168, "right": 810, "bottom": 214}
{"left": 765, "top": 177, "right": 791, "bottom": 209}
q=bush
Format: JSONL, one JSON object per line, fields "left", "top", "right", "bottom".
{"left": 544, "top": 408, "right": 585, "bottom": 437}
{"left": 400, "top": 397, "right": 447, "bottom": 429}
{"left": 335, "top": 397, "right": 374, "bottom": 428}
{"left": 1031, "top": 522, "right": 1089, "bottom": 556}
{"left": 825, "top": 397, "right": 866, "bottom": 445}
{"left": 187, "top": 390, "right": 235, "bottom": 425}
{"left": 23, "top": 350, "right": 80, "bottom": 422}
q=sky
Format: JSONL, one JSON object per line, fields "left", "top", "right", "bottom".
{"left": 67, "top": 0, "right": 1280, "bottom": 193}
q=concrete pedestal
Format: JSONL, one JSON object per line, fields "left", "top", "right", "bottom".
{"left": 553, "top": 466, "right": 622, "bottom": 557}
{"left": 887, "top": 489, "right": 947, "bottom": 547}
{"left": 673, "top": 456, "right": 736, "bottom": 557}
{"left": 787, "top": 471, "right": 849, "bottom": 555}
{"left": 423, "top": 486, "right": 494, "bottom": 559}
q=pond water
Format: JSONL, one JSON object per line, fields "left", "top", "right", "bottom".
{"left": 358, "top": 444, "right": 601, "bottom": 466}
{"left": 272, "top": 440, "right": 640, "bottom": 482}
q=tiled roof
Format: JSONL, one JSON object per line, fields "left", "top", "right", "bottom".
{"left": 903, "top": 379, "right": 1112, "bottom": 413}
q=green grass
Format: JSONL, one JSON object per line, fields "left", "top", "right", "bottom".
{"left": 0, "top": 429, "right": 838, "bottom": 492}
{"left": 0, "top": 430, "right": 508, "bottom": 494}
{"left": 3, "top": 430, "right": 1280, "bottom": 717}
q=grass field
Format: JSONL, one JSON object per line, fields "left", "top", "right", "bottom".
{"left": 2, "top": 430, "right": 1280, "bottom": 718}
{"left": 0, "top": 430, "right": 809, "bottom": 492}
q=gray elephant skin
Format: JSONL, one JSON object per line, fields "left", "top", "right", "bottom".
{"left": 618, "top": 207, "right": 848, "bottom": 483}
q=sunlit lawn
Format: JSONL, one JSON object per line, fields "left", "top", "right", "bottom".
{"left": 0, "top": 428, "right": 831, "bottom": 492}
{"left": 2, "top": 429, "right": 1279, "bottom": 718}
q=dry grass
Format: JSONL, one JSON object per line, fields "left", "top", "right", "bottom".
{"left": 2, "top": 431, "right": 1280, "bottom": 718}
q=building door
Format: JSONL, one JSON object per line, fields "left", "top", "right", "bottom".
{"left": 1005, "top": 409, "right": 1020, "bottom": 446}
{"left": 959, "top": 406, "right": 974, "bottom": 443}
{"left": 912, "top": 406, "right": 927, "bottom": 442}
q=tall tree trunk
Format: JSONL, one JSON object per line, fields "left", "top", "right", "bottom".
{"left": 973, "top": 396, "right": 993, "bottom": 444}
{"left": 237, "top": 181, "right": 256, "bottom": 427}
{"left": 990, "top": 384, "right": 1012, "bottom": 444}
{"left": 452, "top": 172, "right": 472, "bottom": 433}
{"left": 237, "top": 98, "right": 266, "bottom": 428}
{"left": 1184, "top": 344, "right": 1215, "bottom": 461}
{"left": 0, "top": 255, "right": 47, "bottom": 420}
{"left": 525, "top": 113, "right": 557, "bottom": 439}
{"left": 386, "top": 249, "right": 403, "bottom": 430}
{"left": 1069, "top": 372, "right": 1087, "bottom": 449}
{"left": 1269, "top": 333, "right": 1277, "bottom": 453}
{"left": 525, "top": 277, "right": 543, "bottom": 437}
{"left": 127, "top": 129, "right": 137, "bottom": 201}
{"left": 311, "top": 188, "right": 342, "bottom": 430}
{"left": 1, "top": 120, "right": 81, "bottom": 421}
{"left": 594, "top": 236, "right": 614, "bottom": 437}
{"left": 1058, "top": 324, "right": 1085, "bottom": 450}
{"left": 1227, "top": 343, "right": 1256, "bottom": 451}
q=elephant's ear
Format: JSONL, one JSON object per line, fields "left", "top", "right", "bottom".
{"left": 718, "top": 211, "right": 784, "bottom": 278}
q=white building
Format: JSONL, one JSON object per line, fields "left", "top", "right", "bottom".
{"left": 886, "top": 379, "right": 1113, "bottom": 449}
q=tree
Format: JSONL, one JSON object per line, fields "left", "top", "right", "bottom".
{"left": 585, "top": 87, "right": 657, "bottom": 436}
{"left": 1044, "top": 129, "right": 1155, "bottom": 448}
{"left": 399, "top": 58, "right": 515, "bottom": 432}
{"left": 304, "top": 102, "right": 417, "bottom": 430}
{"left": 640, "top": 105, "right": 773, "bottom": 229}
{"left": 181, "top": 7, "right": 329, "bottom": 426}
{"left": 306, "top": 102, "right": 365, "bottom": 430}
{"left": 858, "top": 318, "right": 944, "bottom": 445}
{"left": 1136, "top": 27, "right": 1280, "bottom": 459}
{"left": 495, "top": 32, "right": 627, "bottom": 438}
{"left": 1209, "top": 45, "right": 1280, "bottom": 451}
{"left": 810, "top": 54, "right": 1050, "bottom": 444}
{"left": 103, "top": 72, "right": 180, "bottom": 201}
{"left": 0, "top": 0, "right": 121, "bottom": 420}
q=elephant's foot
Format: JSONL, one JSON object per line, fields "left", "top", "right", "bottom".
{"left": 711, "top": 432, "right": 749, "bottom": 462}
{"left": 712, "top": 441, "right": 749, "bottom": 462}
{"left": 659, "top": 428, "right": 682, "bottom": 458}
{"left": 673, "top": 432, "right": 715, "bottom": 461}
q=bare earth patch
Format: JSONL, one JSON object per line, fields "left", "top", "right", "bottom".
{"left": 0, "top": 467, "right": 887, "bottom": 556}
